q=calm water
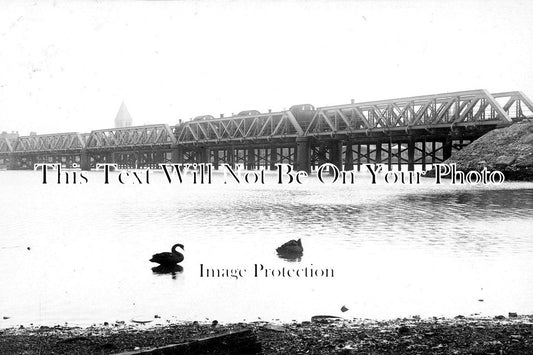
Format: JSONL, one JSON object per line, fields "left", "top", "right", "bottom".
{"left": 0, "top": 169, "right": 532, "bottom": 328}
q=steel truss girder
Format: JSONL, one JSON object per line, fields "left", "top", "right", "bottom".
{"left": 0, "top": 137, "right": 13, "bottom": 153}
{"left": 305, "top": 89, "right": 514, "bottom": 137}
{"left": 12, "top": 132, "right": 85, "bottom": 153}
{"left": 3, "top": 89, "right": 531, "bottom": 157}
{"left": 86, "top": 124, "right": 176, "bottom": 149}
{"left": 492, "top": 91, "right": 533, "bottom": 121}
{"left": 176, "top": 111, "right": 304, "bottom": 144}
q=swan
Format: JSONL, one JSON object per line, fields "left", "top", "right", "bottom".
{"left": 150, "top": 244, "right": 184, "bottom": 266}
{"left": 276, "top": 239, "right": 303, "bottom": 254}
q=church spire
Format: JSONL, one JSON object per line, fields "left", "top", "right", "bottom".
{"left": 114, "top": 101, "right": 133, "bottom": 128}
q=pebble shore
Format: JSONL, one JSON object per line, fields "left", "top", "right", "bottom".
{"left": 1, "top": 315, "right": 533, "bottom": 354}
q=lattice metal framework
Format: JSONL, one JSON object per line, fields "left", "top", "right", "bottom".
{"left": 0, "top": 137, "right": 13, "bottom": 153}
{"left": 176, "top": 111, "right": 304, "bottom": 144}
{"left": 3, "top": 90, "right": 532, "bottom": 156}
{"left": 80, "top": 133, "right": 90, "bottom": 145}
{"left": 492, "top": 91, "right": 533, "bottom": 121}
{"left": 12, "top": 132, "right": 85, "bottom": 153}
{"left": 86, "top": 124, "right": 176, "bottom": 149}
{"left": 305, "top": 90, "right": 513, "bottom": 137}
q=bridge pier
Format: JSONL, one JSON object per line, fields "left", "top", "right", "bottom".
{"left": 7, "top": 153, "right": 17, "bottom": 170}
{"left": 269, "top": 146, "right": 277, "bottom": 170}
{"left": 387, "top": 141, "right": 392, "bottom": 170}
{"left": 375, "top": 142, "right": 382, "bottom": 164}
{"left": 201, "top": 147, "right": 210, "bottom": 165}
{"left": 397, "top": 143, "right": 402, "bottom": 171}
{"left": 421, "top": 139, "right": 427, "bottom": 171}
{"left": 296, "top": 137, "right": 310, "bottom": 173}
{"left": 80, "top": 150, "right": 90, "bottom": 170}
{"left": 247, "top": 147, "right": 255, "bottom": 170}
{"left": 443, "top": 137, "right": 453, "bottom": 161}
{"left": 408, "top": 136, "right": 415, "bottom": 171}
{"left": 108, "top": 152, "right": 116, "bottom": 165}
{"left": 356, "top": 144, "right": 362, "bottom": 171}
{"left": 345, "top": 144, "right": 353, "bottom": 170}
{"left": 171, "top": 145, "right": 183, "bottom": 164}
{"left": 212, "top": 149, "right": 219, "bottom": 169}
{"left": 329, "top": 140, "right": 343, "bottom": 172}
{"left": 227, "top": 147, "right": 235, "bottom": 167}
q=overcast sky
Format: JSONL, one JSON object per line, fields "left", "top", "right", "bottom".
{"left": 1, "top": 0, "right": 532, "bottom": 135}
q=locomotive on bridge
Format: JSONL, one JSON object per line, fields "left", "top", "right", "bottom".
{"left": 174, "top": 104, "right": 316, "bottom": 132}
{"left": 289, "top": 104, "right": 315, "bottom": 129}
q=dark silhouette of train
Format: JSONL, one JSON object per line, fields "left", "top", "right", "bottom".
{"left": 175, "top": 104, "right": 316, "bottom": 131}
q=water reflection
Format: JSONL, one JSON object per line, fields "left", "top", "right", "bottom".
{"left": 151, "top": 264, "right": 184, "bottom": 277}
{"left": 400, "top": 190, "right": 533, "bottom": 210}
{"left": 276, "top": 252, "right": 303, "bottom": 262}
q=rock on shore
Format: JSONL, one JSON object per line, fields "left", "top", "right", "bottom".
{"left": 446, "top": 120, "right": 533, "bottom": 181}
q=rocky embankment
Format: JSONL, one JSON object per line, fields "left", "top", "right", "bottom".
{"left": 445, "top": 119, "right": 533, "bottom": 181}
{"left": 1, "top": 316, "right": 533, "bottom": 354}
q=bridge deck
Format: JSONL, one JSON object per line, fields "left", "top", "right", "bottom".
{"left": 1, "top": 89, "right": 531, "bottom": 171}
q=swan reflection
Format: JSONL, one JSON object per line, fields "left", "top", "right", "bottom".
{"left": 151, "top": 264, "right": 184, "bottom": 277}
{"left": 276, "top": 252, "right": 303, "bottom": 262}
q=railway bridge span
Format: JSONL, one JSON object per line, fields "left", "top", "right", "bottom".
{"left": 1, "top": 89, "right": 532, "bottom": 172}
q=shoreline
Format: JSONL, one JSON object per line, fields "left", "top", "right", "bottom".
{"left": 1, "top": 316, "right": 532, "bottom": 354}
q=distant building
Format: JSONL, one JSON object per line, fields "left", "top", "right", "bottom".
{"left": 0, "top": 131, "right": 19, "bottom": 140}
{"left": 115, "top": 102, "right": 133, "bottom": 128}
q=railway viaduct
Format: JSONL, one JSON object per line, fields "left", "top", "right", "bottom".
{"left": 1, "top": 89, "right": 532, "bottom": 172}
